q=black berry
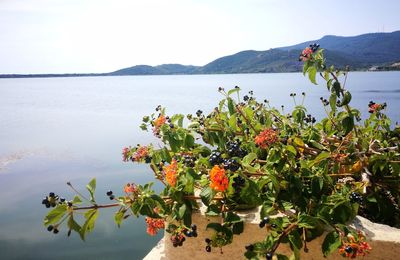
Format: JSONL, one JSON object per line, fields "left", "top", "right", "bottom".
{"left": 206, "top": 245, "right": 211, "bottom": 252}
{"left": 106, "top": 190, "right": 113, "bottom": 196}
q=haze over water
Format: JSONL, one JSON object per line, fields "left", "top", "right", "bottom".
{"left": 0, "top": 71, "right": 399, "bottom": 259}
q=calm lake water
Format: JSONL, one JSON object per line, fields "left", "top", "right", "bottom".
{"left": 0, "top": 72, "right": 399, "bottom": 259}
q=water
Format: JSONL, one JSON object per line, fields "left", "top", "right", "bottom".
{"left": 0, "top": 71, "right": 399, "bottom": 259}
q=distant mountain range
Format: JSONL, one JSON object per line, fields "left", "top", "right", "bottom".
{"left": 2, "top": 31, "right": 400, "bottom": 78}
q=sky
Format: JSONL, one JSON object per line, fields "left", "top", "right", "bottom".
{"left": 0, "top": 0, "right": 400, "bottom": 74}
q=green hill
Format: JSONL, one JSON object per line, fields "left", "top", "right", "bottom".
{"left": 110, "top": 30, "right": 400, "bottom": 75}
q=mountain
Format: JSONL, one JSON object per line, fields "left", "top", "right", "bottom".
{"left": 279, "top": 31, "right": 400, "bottom": 65}
{"left": 110, "top": 30, "right": 400, "bottom": 75}
{"left": 1, "top": 31, "right": 399, "bottom": 78}
{"left": 111, "top": 64, "right": 200, "bottom": 75}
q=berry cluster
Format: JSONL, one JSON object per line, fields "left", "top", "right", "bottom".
{"left": 309, "top": 43, "right": 320, "bottom": 52}
{"left": 184, "top": 224, "right": 198, "bottom": 237}
{"left": 259, "top": 217, "right": 270, "bottom": 228}
{"left": 304, "top": 114, "right": 316, "bottom": 124}
{"left": 226, "top": 140, "right": 247, "bottom": 158}
{"left": 41, "top": 192, "right": 65, "bottom": 208}
{"left": 46, "top": 224, "right": 59, "bottom": 234}
{"left": 320, "top": 97, "right": 330, "bottom": 106}
{"left": 106, "top": 190, "right": 115, "bottom": 200}
{"left": 223, "top": 158, "right": 240, "bottom": 172}
{"left": 209, "top": 151, "right": 223, "bottom": 166}
{"left": 182, "top": 154, "right": 195, "bottom": 167}
{"left": 171, "top": 233, "right": 186, "bottom": 247}
{"left": 196, "top": 110, "right": 203, "bottom": 117}
{"left": 232, "top": 175, "right": 246, "bottom": 195}
{"left": 349, "top": 192, "right": 363, "bottom": 204}
{"left": 170, "top": 224, "right": 197, "bottom": 247}
{"left": 205, "top": 238, "right": 212, "bottom": 252}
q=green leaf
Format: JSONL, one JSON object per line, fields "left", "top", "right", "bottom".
{"left": 286, "top": 145, "right": 297, "bottom": 155}
{"left": 80, "top": 209, "right": 99, "bottom": 240}
{"left": 114, "top": 210, "right": 125, "bottom": 228}
{"left": 288, "top": 230, "right": 302, "bottom": 250}
{"left": 322, "top": 231, "right": 341, "bottom": 257}
{"left": 67, "top": 216, "right": 81, "bottom": 234}
{"left": 86, "top": 178, "right": 96, "bottom": 203}
{"left": 332, "top": 81, "right": 341, "bottom": 97}
{"left": 232, "top": 221, "right": 244, "bottom": 235}
{"left": 72, "top": 195, "right": 82, "bottom": 204}
{"left": 329, "top": 93, "right": 337, "bottom": 111}
{"left": 338, "top": 91, "right": 352, "bottom": 107}
{"left": 242, "top": 153, "right": 257, "bottom": 167}
{"left": 44, "top": 204, "right": 68, "bottom": 226}
{"left": 276, "top": 254, "right": 290, "bottom": 260}
{"left": 227, "top": 88, "right": 240, "bottom": 96}
{"left": 184, "top": 134, "right": 195, "bottom": 149}
{"left": 206, "top": 223, "right": 223, "bottom": 232}
{"left": 309, "top": 151, "right": 330, "bottom": 167}
{"left": 227, "top": 97, "right": 236, "bottom": 115}
{"left": 200, "top": 186, "right": 215, "bottom": 206}
{"left": 224, "top": 212, "right": 241, "bottom": 223}
{"left": 308, "top": 66, "right": 317, "bottom": 84}
{"left": 342, "top": 115, "right": 354, "bottom": 135}
{"left": 298, "top": 214, "right": 317, "bottom": 229}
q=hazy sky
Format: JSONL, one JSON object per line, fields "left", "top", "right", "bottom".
{"left": 1, "top": 0, "right": 399, "bottom": 74}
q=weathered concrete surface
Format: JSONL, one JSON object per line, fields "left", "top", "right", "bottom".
{"left": 144, "top": 209, "right": 400, "bottom": 260}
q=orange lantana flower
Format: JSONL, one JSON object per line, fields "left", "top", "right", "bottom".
{"left": 254, "top": 128, "right": 278, "bottom": 149}
{"left": 145, "top": 217, "right": 165, "bottom": 236}
{"left": 164, "top": 159, "right": 178, "bottom": 187}
{"left": 154, "top": 115, "right": 166, "bottom": 128}
{"left": 132, "top": 146, "right": 149, "bottom": 161}
{"left": 209, "top": 165, "right": 229, "bottom": 192}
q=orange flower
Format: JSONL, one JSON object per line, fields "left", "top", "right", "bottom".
{"left": 145, "top": 217, "right": 165, "bottom": 236}
{"left": 124, "top": 183, "right": 137, "bottom": 193}
{"left": 164, "top": 159, "right": 178, "bottom": 187}
{"left": 338, "top": 232, "right": 372, "bottom": 258}
{"left": 254, "top": 128, "right": 278, "bottom": 149}
{"left": 154, "top": 115, "right": 166, "bottom": 128}
{"left": 209, "top": 165, "right": 229, "bottom": 192}
{"left": 132, "top": 146, "right": 149, "bottom": 161}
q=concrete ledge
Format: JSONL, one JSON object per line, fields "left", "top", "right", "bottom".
{"left": 144, "top": 211, "right": 400, "bottom": 260}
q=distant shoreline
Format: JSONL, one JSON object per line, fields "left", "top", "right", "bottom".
{"left": 1, "top": 68, "right": 400, "bottom": 79}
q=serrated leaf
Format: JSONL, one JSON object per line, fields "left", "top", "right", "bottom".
{"left": 298, "top": 214, "right": 317, "bottom": 229}
{"left": 44, "top": 204, "right": 68, "bottom": 226}
{"left": 200, "top": 186, "right": 215, "bottom": 206}
{"left": 322, "top": 231, "right": 341, "bottom": 257}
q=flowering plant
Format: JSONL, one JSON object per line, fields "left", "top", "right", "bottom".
{"left": 41, "top": 45, "right": 399, "bottom": 259}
